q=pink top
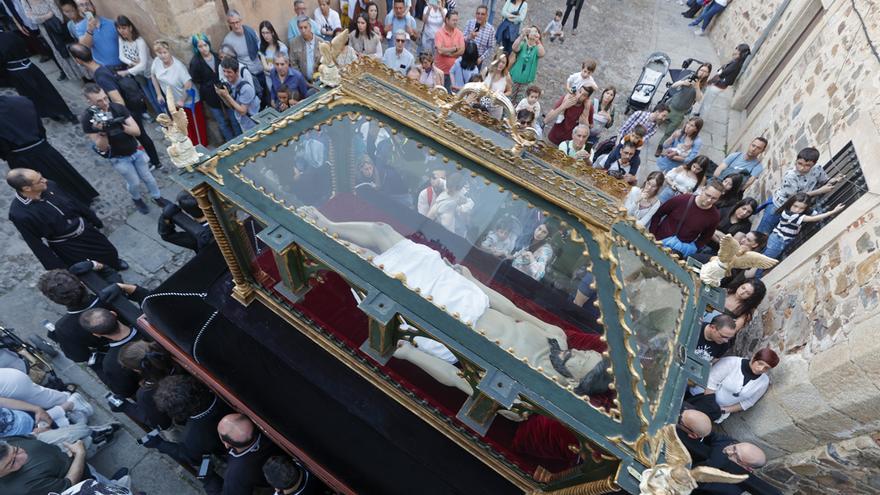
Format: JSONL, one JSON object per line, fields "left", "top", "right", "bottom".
{"left": 434, "top": 27, "right": 464, "bottom": 74}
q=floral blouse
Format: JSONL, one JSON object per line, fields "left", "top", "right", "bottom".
{"left": 511, "top": 243, "right": 553, "bottom": 281}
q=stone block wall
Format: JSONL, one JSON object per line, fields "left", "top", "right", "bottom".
{"left": 703, "top": 0, "right": 784, "bottom": 50}
{"left": 90, "top": 0, "right": 329, "bottom": 60}
{"left": 702, "top": 0, "right": 880, "bottom": 493}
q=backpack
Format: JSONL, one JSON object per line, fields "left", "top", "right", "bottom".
{"left": 96, "top": 66, "right": 145, "bottom": 110}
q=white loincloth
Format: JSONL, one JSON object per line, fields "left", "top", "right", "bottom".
{"left": 373, "top": 239, "right": 490, "bottom": 326}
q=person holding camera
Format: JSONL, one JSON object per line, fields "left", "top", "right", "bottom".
{"left": 544, "top": 84, "right": 593, "bottom": 145}
{"left": 80, "top": 84, "right": 164, "bottom": 214}
{"left": 655, "top": 62, "right": 711, "bottom": 154}
{"left": 215, "top": 57, "right": 261, "bottom": 133}
{"left": 463, "top": 6, "right": 495, "bottom": 68}
{"left": 69, "top": 43, "right": 164, "bottom": 170}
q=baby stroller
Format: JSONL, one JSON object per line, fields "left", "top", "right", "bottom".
{"left": 625, "top": 52, "right": 672, "bottom": 114}
{"left": 0, "top": 324, "right": 70, "bottom": 392}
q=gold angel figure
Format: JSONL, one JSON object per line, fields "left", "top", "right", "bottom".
{"left": 317, "top": 29, "right": 350, "bottom": 87}
{"left": 699, "top": 234, "right": 778, "bottom": 287}
{"left": 639, "top": 424, "right": 748, "bottom": 495}
{"left": 156, "top": 87, "right": 202, "bottom": 168}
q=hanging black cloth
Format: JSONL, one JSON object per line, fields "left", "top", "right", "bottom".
{"left": 8, "top": 180, "right": 121, "bottom": 270}
{"left": 0, "top": 95, "right": 98, "bottom": 203}
{"left": 0, "top": 31, "right": 75, "bottom": 120}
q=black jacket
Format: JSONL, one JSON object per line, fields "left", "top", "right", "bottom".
{"left": 189, "top": 53, "right": 223, "bottom": 109}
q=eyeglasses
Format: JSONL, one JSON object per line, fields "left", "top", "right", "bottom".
{"left": 395, "top": 39, "right": 406, "bottom": 43}
{"left": 724, "top": 445, "right": 754, "bottom": 472}
{"left": 2, "top": 447, "right": 20, "bottom": 471}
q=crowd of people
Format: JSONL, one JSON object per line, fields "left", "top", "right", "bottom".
{"left": 0, "top": 0, "right": 851, "bottom": 492}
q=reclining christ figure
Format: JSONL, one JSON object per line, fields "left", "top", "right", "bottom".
{"left": 298, "top": 207, "right": 611, "bottom": 398}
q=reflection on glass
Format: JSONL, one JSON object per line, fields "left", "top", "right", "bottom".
{"left": 236, "top": 113, "right": 613, "bottom": 399}
{"left": 615, "top": 247, "right": 685, "bottom": 409}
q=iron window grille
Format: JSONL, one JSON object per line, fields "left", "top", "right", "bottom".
{"left": 785, "top": 141, "right": 867, "bottom": 254}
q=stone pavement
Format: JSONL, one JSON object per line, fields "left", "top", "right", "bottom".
{"left": 0, "top": 60, "right": 200, "bottom": 492}
{"left": 0, "top": 1, "right": 730, "bottom": 492}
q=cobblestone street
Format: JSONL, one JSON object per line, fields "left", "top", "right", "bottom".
{"left": 0, "top": 0, "right": 730, "bottom": 491}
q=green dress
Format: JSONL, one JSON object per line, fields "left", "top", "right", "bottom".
{"left": 510, "top": 40, "right": 539, "bottom": 84}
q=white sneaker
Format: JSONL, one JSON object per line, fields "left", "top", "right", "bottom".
{"left": 694, "top": 28, "right": 705, "bottom": 36}
{"left": 67, "top": 392, "right": 94, "bottom": 419}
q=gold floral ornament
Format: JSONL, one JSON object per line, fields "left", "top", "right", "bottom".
{"left": 698, "top": 234, "right": 777, "bottom": 287}
{"left": 638, "top": 425, "right": 747, "bottom": 495}
{"left": 156, "top": 87, "right": 203, "bottom": 168}
{"left": 317, "top": 29, "right": 350, "bottom": 87}
{"left": 436, "top": 82, "right": 537, "bottom": 154}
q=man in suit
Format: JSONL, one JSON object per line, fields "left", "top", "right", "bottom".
{"left": 288, "top": 16, "right": 321, "bottom": 83}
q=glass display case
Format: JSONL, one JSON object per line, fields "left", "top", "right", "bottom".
{"left": 169, "top": 59, "right": 718, "bottom": 494}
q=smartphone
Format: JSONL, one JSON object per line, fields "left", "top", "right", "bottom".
{"left": 105, "top": 392, "right": 124, "bottom": 408}
{"left": 197, "top": 456, "right": 212, "bottom": 479}
{"left": 84, "top": 11, "right": 94, "bottom": 20}
{"left": 137, "top": 429, "right": 160, "bottom": 446}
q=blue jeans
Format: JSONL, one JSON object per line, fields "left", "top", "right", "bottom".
{"left": 206, "top": 104, "right": 242, "bottom": 142}
{"left": 690, "top": 1, "right": 725, "bottom": 30}
{"left": 756, "top": 204, "right": 781, "bottom": 233}
{"left": 109, "top": 149, "right": 161, "bottom": 200}
{"left": 756, "top": 232, "right": 787, "bottom": 277}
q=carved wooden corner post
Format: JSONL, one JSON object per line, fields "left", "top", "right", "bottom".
{"left": 191, "top": 185, "right": 255, "bottom": 305}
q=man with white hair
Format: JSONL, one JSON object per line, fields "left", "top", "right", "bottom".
{"left": 223, "top": 10, "right": 266, "bottom": 102}
{"left": 286, "top": 0, "right": 320, "bottom": 43}
{"left": 382, "top": 30, "right": 415, "bottom": 75}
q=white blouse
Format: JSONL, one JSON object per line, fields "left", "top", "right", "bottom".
{"left": 151, "top": 57, "right": 197, "bottom": 104}
{"left": 118, "top": 37, "right": 152, "bottom": 77}
{"left": 624, "top": 187, "right": 661, "bottom": 227}
{"left": 313, "top": 7, "right": 342, "bottom": 34}
{"left": 665, "top": 167, "right": 699, "bottom": 194}
{"left": 706, "top": 356, "right": 770, "bottom": 411}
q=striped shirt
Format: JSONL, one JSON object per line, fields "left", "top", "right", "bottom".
{"left": 618, "top": 110, "right": 659, "bottom": 142}
{"left": 463, "top": 19, "right": 496, "bottom": 62}
{"left": 772, "top": 210, "right": 806, "bottom": 240}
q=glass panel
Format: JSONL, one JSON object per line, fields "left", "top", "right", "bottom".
{"left": 235, "top": 112, "right": 615, "bottom": 402}
{"left": 615, "top": 246, "right": 685, "bottom": 410}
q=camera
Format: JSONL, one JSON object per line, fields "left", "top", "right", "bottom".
{"left": 89, "top": 106, "right": 127, "bottom": 136}
{"left": 214, "top": 80, "right": 232, "bottom": 93}
{"left": 570, "top": 85, "right": 578, "bottom": 94}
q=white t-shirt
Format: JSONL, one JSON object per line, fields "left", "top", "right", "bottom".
{"left": 566, "top": 71, "right": 597, "bottom": 92}
{"left": 151, "top": 57, "right": 198, "bottom": 103}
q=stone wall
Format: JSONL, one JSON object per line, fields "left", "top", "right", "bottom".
{"left": 761, "top": 433, "right": 880, "bottom": 495}
{"left": 702, "top": 0, "right": 880, "bottom": 492}
{"left": 704, "top": 0, "right": 784, "bottom": 50}
{"left": 90, "top": 0, "right": 331, "bottom": 60}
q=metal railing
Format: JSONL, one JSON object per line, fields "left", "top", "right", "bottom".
{"left": 785, "top": 142, "right": 867, "bottom": 254}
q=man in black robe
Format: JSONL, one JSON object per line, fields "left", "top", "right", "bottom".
{"left": 693, "top": 434, "right": 766, "bottom": 494}
{"left": 78, "top": 307, "right": 142, "bottom": 398}
{"left": 0, "top": 30, "right": 76, "bottom": 122}
{"left": 6, "top": 168, "right": 128, "bottom": 271}
{"left": 0, "top": 95, "right": 98, "bottom": 204}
